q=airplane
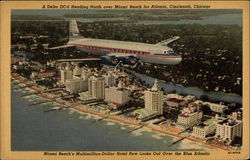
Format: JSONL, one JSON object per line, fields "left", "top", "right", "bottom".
{"left": 50, "top": 20, "right": 182, "bottom": 65}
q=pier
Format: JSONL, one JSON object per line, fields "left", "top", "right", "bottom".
{"left": 168, "top": 136, "right": 188, "bottom": 147}
{"left": 81, "top": 99, "right": 102, "bottom": 105}
{"left": 127, "top": 124, "right": 146, "bottom": 133}
{"left": 18, "top": 80, "right": 28, "bottom": 83}
{"left": 152, "top": 119, "right": 166, "bottom": 125}
{"left": 43, "top": 88, "right": 62, "bottom": 92}
{"left": 93, "top": 115, "right": 109, "bottom": 123}
{"left": 62, "top": 103, "right": 82, "bottom": 109}
{"left": 68, "top": 103, "right": 82, "bottom": 108}
{"left": 61, "top": 95, "right": 74, "bottom": 99}
{"left": 44, "top": 107, "right": 64, "bottom": 112}
{"left": 21, "top": 91, "right": 41, "bottom": 97}
{"left": 14, "top": 84, "right": 33, "bottom": 89}
{"left": 178, "top": 128, "right": 190, "bottom": 135}
{"left": 28, "top": 100, "right": 52, "bottom": 106}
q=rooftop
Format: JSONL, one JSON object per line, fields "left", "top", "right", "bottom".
{"left": 151, "top": 79, "right": 161, "bottom": 91}
{"left": 38, "top": 70, "right": 56, "bottom": 74}
{"left": 180, "top": 114, "right": 189, "bottom": 118}
{"left": 167, "top": 98, "right": 185, "bottom": 103}
{"left": 133, "top": 108, "right": 158, "bottom": 119}
{"left": 196, "top": 118, "right": 219, "bottom": 128}
{"left": 218, "top": 118, "right": 242, "bottom": 126}
{"left": 66, "top": 78, "right": 85, "bottom": 82}
{"left": 79, "top": 92, "right": 96, "bottom": 101}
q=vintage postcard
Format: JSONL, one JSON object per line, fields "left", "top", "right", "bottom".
{"left": 0, "top": 0, "right": 249, "bottom": 160}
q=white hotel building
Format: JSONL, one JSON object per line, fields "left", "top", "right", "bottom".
{"left": 192, "top": 117, "right": 225, "bottom": 139}
{"left": 144, "top": 79, "right": 163, "bottom": 114}
{"left": 88, "top": 76, "right": 105, "bottom": 100}
{"left": 73, "top": 65, "right": 82, "bottom": 76}
{"left": 31, "top": 70, "right": 56, "bottom": 79}
{"left": 176, "top": 104, "right": 203, "bottom": 130}
{"left": 104, "top": 72, "right": 117, "bottom": 87}
{"left": 81, "top": 67, "right": 92, "bottom": 80}
{"left": 203, "top": 102, "right": 228, "bottom": 113}
{"left": 215, "top": 118, "right": 242, "bottom": 141}
{"left": 105, "top": 81, "right": 130, "bottom": 106}
{"left": 133, "top": 79, "right": 163, "bottom": 122}
{"left": 60, "top": 63, "right": 73, "bottom": 83}
{"left": 65, "top": 78, "right": 88, "bottom": 94}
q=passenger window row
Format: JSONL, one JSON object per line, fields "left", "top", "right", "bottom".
{"left": 83, "top": 45, "right": 149, "bottom": 55}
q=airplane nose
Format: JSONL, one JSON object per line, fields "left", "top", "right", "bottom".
{"left": 178, "top": 56, "right": 182, "bottom": 63}
{"left": 174, "top": 53, "right": 182, "bottom": 64}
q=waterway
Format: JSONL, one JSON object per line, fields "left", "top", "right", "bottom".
{"left": 129, "top": 71, "right": 242, "bottom": 104}
{"left": 11, "top": 82, "right": 214, "bottom": 151}
{"left": 12, "top": 10, "right": 242, "bottom": 26}
{"left": 138, "top": 14, "right": 242, "bottom": 26}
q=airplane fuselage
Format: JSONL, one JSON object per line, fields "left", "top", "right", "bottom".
{"left": 68, "top": 38, "right": 182, "bottom": 65}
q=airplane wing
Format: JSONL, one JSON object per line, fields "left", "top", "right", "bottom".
{"left": 156, "top": 36, "right": 180, "bottom": 46}
{"left": 49, "top": 44, "right": 75, "bottom": 50}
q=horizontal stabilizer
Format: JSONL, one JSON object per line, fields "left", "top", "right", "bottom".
{"left": 49, "top": 44, "right": 75, "bottom": 50}
{"left": 156, "top": 36, "right": 180, "bottom": 46}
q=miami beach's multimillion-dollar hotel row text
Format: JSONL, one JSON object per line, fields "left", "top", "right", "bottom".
{"left": 44, "top": 151, "right": 210, "bottom": 156}
{"left": 46, "top": 4, "right": 210, "bottom": 9}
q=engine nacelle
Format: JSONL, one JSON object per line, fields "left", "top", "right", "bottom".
{"left": 100, "top": 56, "right": 119, "bottom": 65}
{"left": 116, "top": 56, "right": 139, "bottom": 65}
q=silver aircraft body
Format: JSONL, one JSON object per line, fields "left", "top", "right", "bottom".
{"left": 51, "top": 20, "right": 182, "bottom": 65}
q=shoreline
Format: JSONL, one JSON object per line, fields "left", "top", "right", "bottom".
{"left": 11, "top": 74, "right": 230, "bottom": 151}
{"left": 72, "top": 107, "right": 229, "bottom": 151}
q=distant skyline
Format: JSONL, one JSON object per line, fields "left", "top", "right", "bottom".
{"left": 11, "top": 9, "right": 242, "bottom": 26}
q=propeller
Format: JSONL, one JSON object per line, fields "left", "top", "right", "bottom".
{"left": 131, "top": 60, "right": 144, "bottom": 68}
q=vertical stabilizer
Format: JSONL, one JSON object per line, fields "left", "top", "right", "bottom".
{"left": 69, "top": 20, "right": 83, "bottom": 41}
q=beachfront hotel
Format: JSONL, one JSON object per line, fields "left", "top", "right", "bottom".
{"left": 73, "top": 65, "right": 82, "bottom": 76}
{"left": 144, "top": 79, "right": 163, "bottom": 114}
{"left": 192, "top": 115, "right": 226, "bottom": 139}
{"left": 31, "top": 70, "right": 56, "bottom": 79}
{"left": 165, "top": 94, "right": 195, "bottom": 105}
{"left": 182, "top": 95, "right": 196, "bottom": 103}
{"left": 104, "top": 71, "right": 117, "bottom": 87}
{"left": 60, "top": 63, "right": 73, "bottom": 83}
{"left": 203, "top": 102, "right": 228, "bottom": 113}
{"left": 105, "top": 81, "right": 130, "bottom": 106}
{"left": 65, "top": 78, "right": 88, "bottom": 94}
{"left": 176, "top": 103, "right": 203, "bottom": 130}
{"left": 88, "top": 76, "right": 105, "bottom": 100}
{"left": 81, "top": 67, "right": 92, "bottom": 80}
{"left": 133, "top": 79, "right": 163, "bottom": 122}
{"left": 229, "top": 111, "right": 242, "bottom": 120}
{"left": 215, "top": 118, "right": 242, "bottom": 142}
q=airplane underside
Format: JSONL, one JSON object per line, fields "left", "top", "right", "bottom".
{"left": 77, "top": 47, "right": 181, "bottom": 65}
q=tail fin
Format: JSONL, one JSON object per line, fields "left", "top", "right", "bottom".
{"left": 69, "top": 20, "right": 83, "bottom": 41}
